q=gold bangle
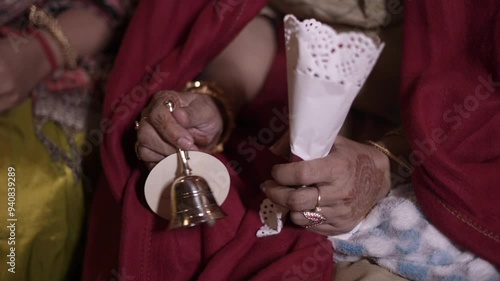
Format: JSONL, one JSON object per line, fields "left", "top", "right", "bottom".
{"left": 366, "top": 140, "right": 413, "bottom": 174}
{"left": 29, "top": 5, "right": 77, "bottom": 69}
{"left": 184, "top": 81, "right": 235, "bottom": 154}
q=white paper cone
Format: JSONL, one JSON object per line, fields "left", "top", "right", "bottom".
{"left": 285, "top": 14, "right": 385, "bottom": 160}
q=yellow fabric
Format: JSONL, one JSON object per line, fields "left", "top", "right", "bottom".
{"left": 0, "top": 99, "right": 85, "bottom": 281}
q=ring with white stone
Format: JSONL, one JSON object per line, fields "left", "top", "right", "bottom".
{"left": 301, "top": 211, "right": 326, "bottom": 229}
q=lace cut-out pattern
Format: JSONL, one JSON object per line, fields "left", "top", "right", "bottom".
{"left": 256, "top": 198, "right": 288, "bottom": 237}
{"left": 284, "top": 15, "right": 384, "bottom": 89}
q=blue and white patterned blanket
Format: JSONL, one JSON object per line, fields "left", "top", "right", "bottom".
{"left": 329, "top": 185, "right": 500, "bottom": 281}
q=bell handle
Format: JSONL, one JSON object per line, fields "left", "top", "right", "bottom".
{"left": 165, "top": 100, "right": 193, "bottom": 176}
{"left": 178, "top": 148, "right": 192, "bottom": 176}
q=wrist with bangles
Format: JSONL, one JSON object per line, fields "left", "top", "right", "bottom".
{"left": 28, "top": 4, "right": 78, "bottom": 70}
{"left": 366, "top": 127, "right": 413, "bottom": 179}
{"left": 183, "top": 81, "right": 235, "bottom": 154}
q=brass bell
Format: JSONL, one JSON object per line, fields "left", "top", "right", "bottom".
{"left": 166, "top": 101, "right": 227, "bottom": 229}
{"left": 169, "top": 149, "right": 227, "bottom": 229}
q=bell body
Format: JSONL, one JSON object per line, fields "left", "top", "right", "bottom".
{"left": 169, "top": 174, "right": 227, "bottom": 229}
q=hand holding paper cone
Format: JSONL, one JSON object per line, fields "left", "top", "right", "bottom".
{"left": 258, "top": 15, "right": 385, "bottom": 238}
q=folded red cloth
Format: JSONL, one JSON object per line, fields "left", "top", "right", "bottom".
{"left": 401, "top": 0, "right": 500, "bottom": 266}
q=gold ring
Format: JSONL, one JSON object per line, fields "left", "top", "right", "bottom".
{"left": 163, "top": 100, "right": 175, "bottom": 112}
{"left": 135, "top": 116, "right": 148, "bottom": 131}
{"left": 314, "top": 186, "right": 322, "bottom": 212}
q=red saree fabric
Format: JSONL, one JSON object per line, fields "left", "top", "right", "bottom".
{"left": 83, "top": 1, "right": 333, "bottom": 280}
{"left": 401, "top": 1, "right": 500, "bottom": 266}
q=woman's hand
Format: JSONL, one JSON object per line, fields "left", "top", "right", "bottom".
{"left": 0, "top": 36, "right": 51, "bottom": 113}
{"left": 262, "top": 136, "right": 391, "bottom": 236}
{"left": 136, "top": 90, "right": 223, "bottom": 169}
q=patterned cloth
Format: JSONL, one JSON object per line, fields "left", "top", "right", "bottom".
{"left": 0, "top": 0, "right": 134, "bottom": 181}
{"left": 329, "top": 185, "right": 500, "bottom": 281}
{"left": 0, "top": 1, "right": 133, "bottom": 280}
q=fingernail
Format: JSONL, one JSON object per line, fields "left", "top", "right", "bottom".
{"left": 177, "top": 138, "right": 193, "bottom": 148}
{"left": 260, "top": 183, "right": 266, "bottom": 192}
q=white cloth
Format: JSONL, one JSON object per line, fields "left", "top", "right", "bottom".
{"left": 329, "top": 185, "right": 500, "bottom": 281}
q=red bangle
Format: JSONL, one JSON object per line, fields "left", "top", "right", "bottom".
{"left": 30, "top": 27, "right": 58, "bottom": 73}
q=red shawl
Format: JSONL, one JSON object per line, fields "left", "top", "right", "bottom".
{"left": 401, "top": 1, "right": 500, "bottom": 266}
{"left": 83, "top": 1, "right": 333, "bottom": 281}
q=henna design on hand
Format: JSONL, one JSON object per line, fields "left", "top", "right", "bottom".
{"left": 350, "top": 154, "right": 385, "bottom": 218}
